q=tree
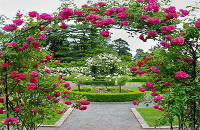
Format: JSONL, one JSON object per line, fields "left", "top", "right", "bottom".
{"left": 46, "top": 24, "right": 114, "bottom": 66}
{"left": 86, "top": 53, "right": 123, "bottom": 78}
{"left": 133, "top": 49, "right": 147, "bottom": 61}
{"left": 112, "top": 38, "right": 132, "bottom": 61}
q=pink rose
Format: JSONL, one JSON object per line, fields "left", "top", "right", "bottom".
{"left": 154, "top": 95, "right": 163, "bottom": 102}
{"left": 130, "top": 66, "right": 137, "bottom": 71}
{"left": 28, "top": 83, "right": 37, "bottom": 90}
{"left": 18, "top": 73, "right": 26, "bottom": 80}
{"left": 137, "top": 61, "right": 143, "bottom": 67}
{"left": 26, "top": 37, "right": 33, "bottom": 42}
{"left": 38, "top": 33, "right": 46, "bottom": 40}
{"left": 46, "top": 55, "right": 53, "bottom": 60}
{"left": 195, "top": 21, "right": 200, "bottom": 27}
{"left": 30, "top": 71, "right": 39, "bottom": 77}
{"left": 151, "top": 66, "right": 160, "bottom": 73}
{"left": 11, "top": 117, "right": 18, "bottom": 123}
{"left": 175, "top": 71, "right": 189, "bottom": 79}
{"left": 30, "top": 78, "right": 38, "bottom": 83}
{"left": 79, "top": 106, "right": 87, "bottom": 110}
{"left": 60, "top": 23, "right": 68, "bottom": 29}
{"left": 97, "top": 2, "right": 106, "bottom": 7}
{"left": 153, "top": 105, "right": 159, "bottom": 109}
{"left": 0, "top": 98, "right": 4, "bottom": 103}
{"left": 148, "top": 31, "right": 156, "bottom": 37}
{"left": 164, "top": 82, "right": 171, "bottom": 87}
{"left": 79, "top": 100, "right": 90, "bottom": 105}
{"left": 47, "top": 95, "right": 53, "bottom": 100}
{"left": 146, "top": 81, "right": 153, "bottom": 89}
{"left": 54, "top": 99, "right": 60, "bottom": 103}
{"left": 31, "top": 109, "right": 39, "bottom": 113}
{"left": 17, "top": 47, "right": 24, "bottom": 51}
{"left": 13, "top": 19, "right": 23, "bottom": 26}
{"left": 171, "top": 37, "right": 184, "bottom": 45}
{"left": 40, "top": 13, "right": 54, "bottom": 21}
{"left": 139, "top": 87, "right": 146, "bottom": 92}
{"left": 160, "top": 41, "right": 171, "bottom": 48}
{"left": 54, "top": 83, "right": 59, "bottom": 87}
{"left": 140, "top": 15, "right": 149, "bottom": 20}
{"left": 29, "top": 11, "right": 39, "bottom": 17}
{"left": 100, "top": 30, "right": 109, "bottom": 37}
{"left": 132, "top": 100, "right": 137, "bottom": 105}
{"left": 65, "top": 101, "right": 72, "bottom": 105}
{"left": 23, "top": 43, "right": 29, "bottom": 48}
{"left": 14, "top": 107, "right": 22, "bottom": 113}
{"left": 44, "top": 69, "right": 51, "bottom": 74}
{"left": 74, "top": 9, "right": 83, "bottom": 15}
{"left": 11, "top": 71, "right": 18, "bottom": 76}
{"left": 32, "top": 42, "right": 40, "bottom": 48}
{"left": 121, "top": 21, "right": 129, "bottom": 26}
{"left": 165, "top": 35, "right": 172, "bottom": 40}
{"left": 55, "top": 91, "right": 61, "bottom": 97}
{"left": 55, "top": 60, "right": 61, "bottom": 64}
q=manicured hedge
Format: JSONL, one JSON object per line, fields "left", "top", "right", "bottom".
{"left": 129, "top": 78, "right": 149, "bottom": 82}
{"left": 82, "top": 81, "right": 115, "bottom": 86}
{"left": 69, "top": 88, "right": 145, "bottom": 102}
{"left": 95, "top": 76, "right": 106, "bottom": 81}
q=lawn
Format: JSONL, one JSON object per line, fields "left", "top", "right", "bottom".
{"left": 136, "top": 107, "right": 178, "bottom": 127}
{"left": 0, "top": 112, "right": 64, "bottom": 125}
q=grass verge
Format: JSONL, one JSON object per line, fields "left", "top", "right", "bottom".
{"left": 0, "top": 112, "right": 64, "bottom": 125}
{"left": 136, "top": 107, "right": 178, "bottom": 127}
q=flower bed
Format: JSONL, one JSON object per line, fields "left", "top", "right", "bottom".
{"left": 69, "top": 88, "right": 145, "bottom": 102}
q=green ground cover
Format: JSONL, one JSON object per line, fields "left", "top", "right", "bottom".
{"left": 0, "top": 112, "right": 64, "bottom": 125}
{"left": 137, "top": 107, "right": 178, "bottom": 127}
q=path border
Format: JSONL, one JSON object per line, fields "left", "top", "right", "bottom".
{"left": 39, "top": 106, "right": 74, "bottom": 127}
{"left": 130, "top": 108, "right": 179, "bottom": 129}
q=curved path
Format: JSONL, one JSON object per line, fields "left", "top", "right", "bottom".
{"left": 38, "top": 101, "right": 153, "bottom": 130}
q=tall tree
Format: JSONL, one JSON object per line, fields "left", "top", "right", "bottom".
{"left": 45, "top": 24, "right": 114, "bottom": 66}
{"left": 112, "top": 38, "right": 132, "bottom": 61}
{"left": 133, "top": 49, "right": 145, "bottom": 61}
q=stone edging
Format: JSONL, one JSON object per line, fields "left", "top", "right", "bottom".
{"left": 130, "top": 108, "right": 179, "bottom": 129}
{"left": 39, "top": 106, "right": 74, "bottom": 127}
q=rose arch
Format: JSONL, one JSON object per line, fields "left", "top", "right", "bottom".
{"left": 0, "top": 0, "right": 200, "bottom": 129}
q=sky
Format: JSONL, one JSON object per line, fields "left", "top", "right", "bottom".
{"left": 0, "top": 0, "right": 199, "bottom": 56}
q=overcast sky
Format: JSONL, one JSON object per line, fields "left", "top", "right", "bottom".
{"left": 0, "top": 0, "right": 199, "bottom": 55}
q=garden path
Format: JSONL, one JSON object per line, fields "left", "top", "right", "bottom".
{"left": 38, "top": 99, "right": 162, "bottom": 130}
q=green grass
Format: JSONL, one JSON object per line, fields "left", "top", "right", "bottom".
{"left": 42, "top": 114, "right": 63, "bottom": 125}
{"left": 0, "top": 113, "right": 63, "bottom": 125}
{"left": 137, "top": 107, "right": 178, "bottom": 127}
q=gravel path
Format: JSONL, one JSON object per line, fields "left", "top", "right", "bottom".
{"left": 38, "top": 101, "right": 153, "bottom": 130}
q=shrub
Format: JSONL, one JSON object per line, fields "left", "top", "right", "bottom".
{"left": 129, "top": 78, "right": 149, "bottom": 82}
{"left": 69, "top": 88, "right": 145, "bottom": 102}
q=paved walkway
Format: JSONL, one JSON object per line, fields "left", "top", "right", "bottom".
{"left": 38, "top": 83, "right": 149, "bottom": 130}
{"left": 38, "top": 100, "right": 154, "bottom": 130}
